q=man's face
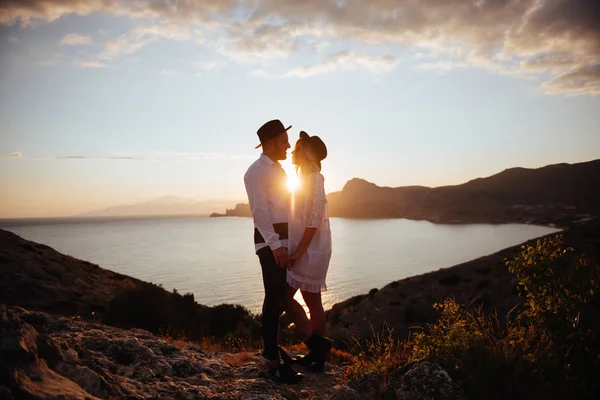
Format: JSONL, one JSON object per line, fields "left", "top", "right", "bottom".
{"left": 271, "top": 132, "right": 291, "bottom": 161}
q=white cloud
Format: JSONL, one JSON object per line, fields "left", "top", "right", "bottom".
{"left": 1, "top": 0, "right": 599, "bottom": 94}
{"left": 194, "top": 59, "right": 227, "bottom": 70}
{"left": 2, "top": 150, "right": 255, "bottom": 162}
{"left": 1, "top": 152, "right": 145, "bottom": 160}
{"left": 78, "top": 61, "right": 106, "bottom": 68}
{"left": 286, "top": 52, "right": 399, "bottom": 77}
{"left": 161, "top": 69, "right": 177, "bottom": 75}
{"left": 417, "top": 61, "right": 468, "bottom": 74}
{"left": 2, "top": 152, "right": 23, "bottom": 159}
{"left": 99, "top": 24, "right": 190, "bottom": 60}
{"left": 60, "top": 33, "right": 92, "bottom": 45}
{"left": 215, "top": 23, "right": 297, "bottom": 63}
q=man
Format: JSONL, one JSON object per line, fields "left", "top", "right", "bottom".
{"left": 243, "top": 119, "right": 303, "bottom": 383}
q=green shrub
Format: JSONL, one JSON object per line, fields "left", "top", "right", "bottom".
{"left": 347, "top": 234, "right": 600, "bottom": 400}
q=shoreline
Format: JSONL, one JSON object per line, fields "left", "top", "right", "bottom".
{"left": 0, "top": 213, "right": 566, "bottom": 229}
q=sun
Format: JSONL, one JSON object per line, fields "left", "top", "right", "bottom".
{"left": 283, "top": 163, "right": 299, "bottom": 192}
{"left": 287, "top": 173, "right": 299, "bottom": 192}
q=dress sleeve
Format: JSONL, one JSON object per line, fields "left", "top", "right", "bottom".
{"left": 305, "top": 173, "right": 325, "bottom": 229}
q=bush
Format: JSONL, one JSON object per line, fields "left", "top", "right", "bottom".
{"left": 347, "top": 234, "right": 600, "bottom": 400}
{"left": 103, "top": 282, "right": 303, "bottom": 352}
{"left": 410, "top": 234, "right": 600, "bottom": 399}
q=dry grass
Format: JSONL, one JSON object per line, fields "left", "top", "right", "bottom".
{"left": 221, "top": 352, "right": 257, "bottom": 366}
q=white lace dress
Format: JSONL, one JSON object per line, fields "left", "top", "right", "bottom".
{"left": 287, "top": 172, "right": 332, "bottom": 293}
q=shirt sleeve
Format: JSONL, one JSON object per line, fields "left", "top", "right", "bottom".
{"left": 244, "top": 167, "right": 282, "bottom": 250}
{"left": 305, "top": 173, "right": 325, "bottom": 229}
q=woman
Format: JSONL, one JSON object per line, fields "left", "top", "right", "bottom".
{"left": 285, "top": 130, "right": 333, "bottom": 372}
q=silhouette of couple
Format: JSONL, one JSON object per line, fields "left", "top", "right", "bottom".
{"left": 244, "top": 119, "right": 333, "bottom": 383}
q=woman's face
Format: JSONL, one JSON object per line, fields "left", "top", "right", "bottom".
{"left": 291, "top": 140, "right": 305, "bottom": 166}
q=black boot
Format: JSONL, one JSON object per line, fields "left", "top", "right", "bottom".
{"left": 266, "top": 359, "right": 304, "bottom": 384}
{"left": 302, "top": 332, "right": 333, "bottom": 373}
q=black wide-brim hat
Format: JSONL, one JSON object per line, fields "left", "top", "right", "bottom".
{"left": 299, "top": 131, "right": 327, "bottom": 161}
{"left": 255, "top": 119, "right": 292, "bottom": 149}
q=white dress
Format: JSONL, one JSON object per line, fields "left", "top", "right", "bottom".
{"left": 287, "top": 172, "right": 332, "bottom": 293}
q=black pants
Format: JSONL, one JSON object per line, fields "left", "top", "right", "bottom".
{"left": 257, "top": 246, "right": 287, "bottom": 360}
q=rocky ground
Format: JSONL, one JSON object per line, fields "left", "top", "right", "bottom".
{"left": 1, "top": 305, "right": 464, "bottom": 400}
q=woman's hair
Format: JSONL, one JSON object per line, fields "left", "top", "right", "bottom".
{"left": 295, "top": 137, "right": 321, "bottom": 175}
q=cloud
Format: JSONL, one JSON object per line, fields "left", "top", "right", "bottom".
{"left": 416, "top": 60, "right": 468, "bottom": 74}
{"left": 78, "top": 61, "right": 106, "bottom": 68}
{"left": 195, "top": 59, "right": 228, "bottom": 70}
{"left": 286, "top": 52, "right": 399, "bottom": 77}
{"left": 1, "top": 0, "right": 599, "bottom": 94}
{"left": 98, "top": 23, "right": 190, "bottom": 60}
{"left": 156, "top": 152, "right": 256, "bottom": 161}
{"left": 215, "top": 23, "right": 298, "bottom": 63}
{"left": 51, "top": 156, "right": 146, "bottom": 160}
{"left": 542, "top": 64, "right": 600, "bottom": 96}
{"left": 160, "top": 69, "right": 177, "bottom": 75}
{"left": 2, "top": 151, "right": 255, "bottom": 161}
{"left": 2, "top": 152, "right": 23, "bottom": 159}
{"left": 60, "top": 33, "right": 92, "bottom": 45}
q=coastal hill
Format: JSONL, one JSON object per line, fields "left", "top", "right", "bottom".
{"left": 217, "top": 159, "right": 600, "bottom": 226}
{"left": 327, "top": 159, "right": 600, "bottom": 225}
{"left": 209, "top": 203, "right": 251, "bottom": 218}
{"left": 326, "top": 217, "right": 600, "bottom": 343}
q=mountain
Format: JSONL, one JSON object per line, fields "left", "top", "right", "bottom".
{"left": 78, "top": 196, "right": 238, "bottom": 218}
{"left": 213, "top": 159, "right": 600, "bottom": 226}
{"left": 209, "top": 203, "right": 251, "bottom": 218}
{"left": 326, "top": 159, "right": 600, "bottom": 226}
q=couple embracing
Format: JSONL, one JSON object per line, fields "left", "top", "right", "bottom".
{"left": 244, "top": 119, "right": 333, "bottom": 384}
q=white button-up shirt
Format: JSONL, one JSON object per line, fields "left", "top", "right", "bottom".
{"left": 244, "top": 154, "right": 290, "bottom": 252}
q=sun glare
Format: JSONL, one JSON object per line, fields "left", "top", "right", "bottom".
{"left": 287, "top": 173, "right": 299, "bottom": 192}
{"left": 283, "top": 163, "right": 299, "bottom": 192}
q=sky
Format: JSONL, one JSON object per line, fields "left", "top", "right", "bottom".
{"left": 0, "top": 0, "right": 599, "bottom": 218}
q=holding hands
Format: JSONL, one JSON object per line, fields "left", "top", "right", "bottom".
{"left": 273, "top": 246, "right": 290, "bottom": 268}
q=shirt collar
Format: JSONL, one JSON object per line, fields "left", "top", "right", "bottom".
{"left": 260, "top": 153, "right": 279, "bottom": 166}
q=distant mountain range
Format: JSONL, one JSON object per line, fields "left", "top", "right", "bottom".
{"left": 217, "top": 159, "right": 600, "bottom": 226}
{"left": 78, "top": 196, "right": 236, "bottom": 218}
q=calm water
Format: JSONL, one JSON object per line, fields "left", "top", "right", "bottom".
{"left": 1, "top": 217, "right": 558, "bottom": 313}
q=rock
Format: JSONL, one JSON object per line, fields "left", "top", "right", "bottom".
{"left": 36, "top": 334, "right": 64, "bottom": 368}
{"left": 0, "top": 304, "right": 348, "bottom": 399}
{"left": 325, "top": 384, "right": 363, "bottom": 400}
{"left": 0, "top": 305, "right": 97, "bottom": 399}
{"left": 0, "top": 385, "right": 15, "bottom": 400}
{"left": 0, "top": 306, "right": 39, "bottom": 365}
{"left": 348, "top": 371, "right": 384, "bottom": 399}
{"left": 396, "top": 362, "right": 466, "bottom": 400}
{"left": 56, "top": 362, "right": 112, "bottom": 398}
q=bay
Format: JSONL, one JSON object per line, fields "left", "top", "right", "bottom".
{"left": 1, "top": 217, "right": 558, "bottom": 313}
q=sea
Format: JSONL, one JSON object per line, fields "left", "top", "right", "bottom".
{"left": 0, "top": 216, "right": 559, "bottom": 313}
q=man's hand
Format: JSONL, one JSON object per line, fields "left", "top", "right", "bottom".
{"left": 272, "top": 247, "right": 290, "bottom": 268}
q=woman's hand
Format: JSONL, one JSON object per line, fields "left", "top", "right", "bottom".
{"left": 288, "top": 251, "right": 303, "bottom": 267}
